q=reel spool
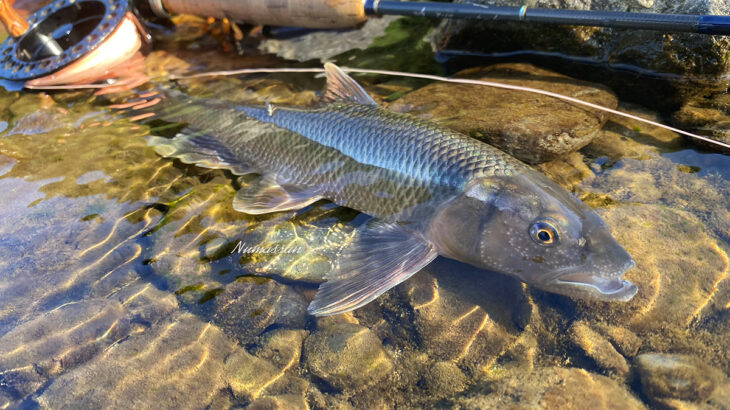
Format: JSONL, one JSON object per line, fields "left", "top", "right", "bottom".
{"left": 0, "top": 0, "right": 147, "bottom": 88}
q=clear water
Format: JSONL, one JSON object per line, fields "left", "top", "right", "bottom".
{"left": 0, "top": 16, "right": 728, "bottom": 409}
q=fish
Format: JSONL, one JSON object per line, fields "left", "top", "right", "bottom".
{"left": 135, "top": 63, "right": 637, "bottom": 316}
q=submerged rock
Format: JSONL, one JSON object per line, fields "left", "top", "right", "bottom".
{"left": 453, "top": 366, "right": 645, "bottom": 409}
{"left": 210, "top": 277, "right": 308, "bottom": 345}
{"left": 584, "top": 204, "right": 727, "bottom": 335}
{"left": 672, "top": 89, "right": 730, "bottom": 151}
{"left": 302, "top": 322, "right": 394, "bottom": 391}
{"left": 635, "top": 353, "right": 724, "bottom": 403}
{"left": 259, "top": 16, "right": 399, "bottom": 62}
{"left": 388, "top": 63, "right": 616, "bottom": 164}
{"left": 569, "top": 321, "right": 630, "bottom": 377}
{"left": 539, "top": 151, "right": 595, "bottom": 191}
{"left": 398, "top": 258, "right": 530, "bottom": 372}
{"left": 423, "top": 361, "right": 469, "bottom": 399}
{"left": 37, "top": 313, "right": 237, "bottom": 409}
{"left": 224, "top": 329, "right": 311, "bottom": 404}
{"left": 225, "top": 350, "right": 283, "bottom": 401}
{"left": 252, "top": 328, "right": 309, "bottom": 371}
{"left": 594, "top": 324, "right": 642, "bottom": 358}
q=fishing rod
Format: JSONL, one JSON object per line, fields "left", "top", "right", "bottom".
{"left": 145, "top": 0, "right": 730, "bottom": 35}
{"left": 2, "top": 0, "right": 730, "bottom": 84}
{"left": 365, "top": 1, "right": 730, "bottom": 35}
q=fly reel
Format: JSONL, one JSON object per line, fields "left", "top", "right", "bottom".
{"left": 0, "top": 0, "right": 130, "bottom": 81}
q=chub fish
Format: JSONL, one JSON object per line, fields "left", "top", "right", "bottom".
{"left": 138, "top": 63, "right": 637, "bottom": 316}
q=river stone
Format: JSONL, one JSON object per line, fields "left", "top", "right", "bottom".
{"left": 709, "top": 381, "right": 730, "bottom": 409}
{"left": 594, "top": 324, "right": 642, "bottom": 357}
{"left": 569, "top": 321, "right": 630, "bottom": 377}
{"left": 0, "top": 283, "right": 177, "bottom": 401}
{"left": 302, "top": 322, "right": 394, "bottom": 391}
{"left": 430, "top": 1, "right": 730, "bottom": 107}
{"left": 398, "top": 258, "right": 531, "bottom": 372}
{"left": 37, "top": 313, "right": 238, "bottom": 409}
{"left": 211, "top": 277, "right": 308, "bottom": 345}
{"left": 538, "top": 151, "right": 595, "bottom": 190}
{"left": 423, "top": 361, "right": 469, "bottom": 399}
{"left": 259, "top": 16, "right": 399, "bottom": 62}
{"left": 226, "top": 347, "right": 311, "bottom": 406}
{"left": 635, "top": 353, "right": 725, "bottom": 402}
{"left": 224, "top": 350, "right": 282, "bottom": 401}
{"left": 246, "top": 394, "right": 310, "bottom": 410}
{"left": 581, "top": 204, "right": 727, "bottom": 334}
{"left": 388, "top": 63, "right": 617, "bottom": 164}
{"left": 672, "top": 89, "right": 730, "bottom": 151}
{"left": 452, "top": 367, "right": 646, "bottom": 409}
{"left": 252, "top": 328, "right": 308, "bottom": 370}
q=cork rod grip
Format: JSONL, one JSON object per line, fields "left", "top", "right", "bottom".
{"left": 161, "top": 0, "right": 367, "bottom": 28}
{"left": 0, "top": 0, "right": 28, "bottom": 37}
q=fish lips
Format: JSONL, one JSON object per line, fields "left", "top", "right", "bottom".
{"left": 545, "top": 258, "right": 637, "bottom": 302}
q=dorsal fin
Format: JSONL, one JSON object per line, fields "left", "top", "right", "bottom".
{"left": 323, "top": 63, "right": 378, "bottom": 106}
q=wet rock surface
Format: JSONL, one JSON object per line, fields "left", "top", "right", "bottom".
{"left": 37, "top": 312, "right": 234, "bottom": 409}
{"left": 259, "top": 16, "right": 399, "bottom": 62}
{"left": 423, "top": 361, "right": 469, "bottom": 399}
{"left": 673, "top": 89, "right": 730, "bottom": 150}
{"left": 389, "top": 63, "right": 617, "bottom": 164}
{"left": 430, "top": 1, "right": 730, "bottom": 107}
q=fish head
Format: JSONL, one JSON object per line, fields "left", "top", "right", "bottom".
{"left": 429, "top": 172, "right": 637, "bottom": 301}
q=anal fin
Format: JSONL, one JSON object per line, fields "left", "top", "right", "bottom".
{"left": 307, "top": 219, "right": 437, "bottom": 316}
{"left": 233, "top": 174, "right": 323, "bottom": 214}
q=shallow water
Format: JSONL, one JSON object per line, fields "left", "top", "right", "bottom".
{"left": 0, "top": 16, "right": 729, "bottom": 409}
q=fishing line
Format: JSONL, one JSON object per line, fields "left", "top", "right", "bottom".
{"left": 28, "top": 66, "right": 730, "bottom": 150}
{"left": 170, "top": 67, "right": 730, "bottom": 150}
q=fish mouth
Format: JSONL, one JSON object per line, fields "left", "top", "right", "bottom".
{"left": 548, "top": 259, "right": 637, "bottom": 301}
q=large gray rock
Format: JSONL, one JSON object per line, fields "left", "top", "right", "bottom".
{"left": 430, "top": 0, "right": 730, "bottom": 109}
{"left": 388, "top": 63, "right": 617, "bottom": 163}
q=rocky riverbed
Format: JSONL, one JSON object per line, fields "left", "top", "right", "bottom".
{"left": 0, "top": 14, "right": 728, "bottom": 410}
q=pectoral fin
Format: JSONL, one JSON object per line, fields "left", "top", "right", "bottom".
{"left": 146, "top": 130, "right": 255, "bottom": 175}
{"left": 307, "top": 220, "right": 437, "bottom": 316}
{"left": 233, "top": 174, "right": 323, "bottom": 214}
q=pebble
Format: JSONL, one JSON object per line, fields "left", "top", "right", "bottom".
{"left": 635, "top": 353, "right": 724, "bottom": 402}
{"left": 569, "top": 321, "right": 630, "bottom": 377}
{"left": 302, "top": 322, "right": 393, "bottom": 391}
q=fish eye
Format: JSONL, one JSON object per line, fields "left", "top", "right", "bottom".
{"left": 529, "top": 220, "right": 559, "bottom": 246}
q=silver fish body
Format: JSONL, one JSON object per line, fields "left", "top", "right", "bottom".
{"left": 141, "top": 63, "right": 637, "bottom": 315}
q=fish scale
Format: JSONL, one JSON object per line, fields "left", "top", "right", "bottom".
{"left": 238, "top": 102, "right": 521, "bottom": 189}
{"left": 139, "top": 93, "right": 525, "bottom": 222}
{"left": 135, "top": 63, "right": 637, "bottom": 316}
